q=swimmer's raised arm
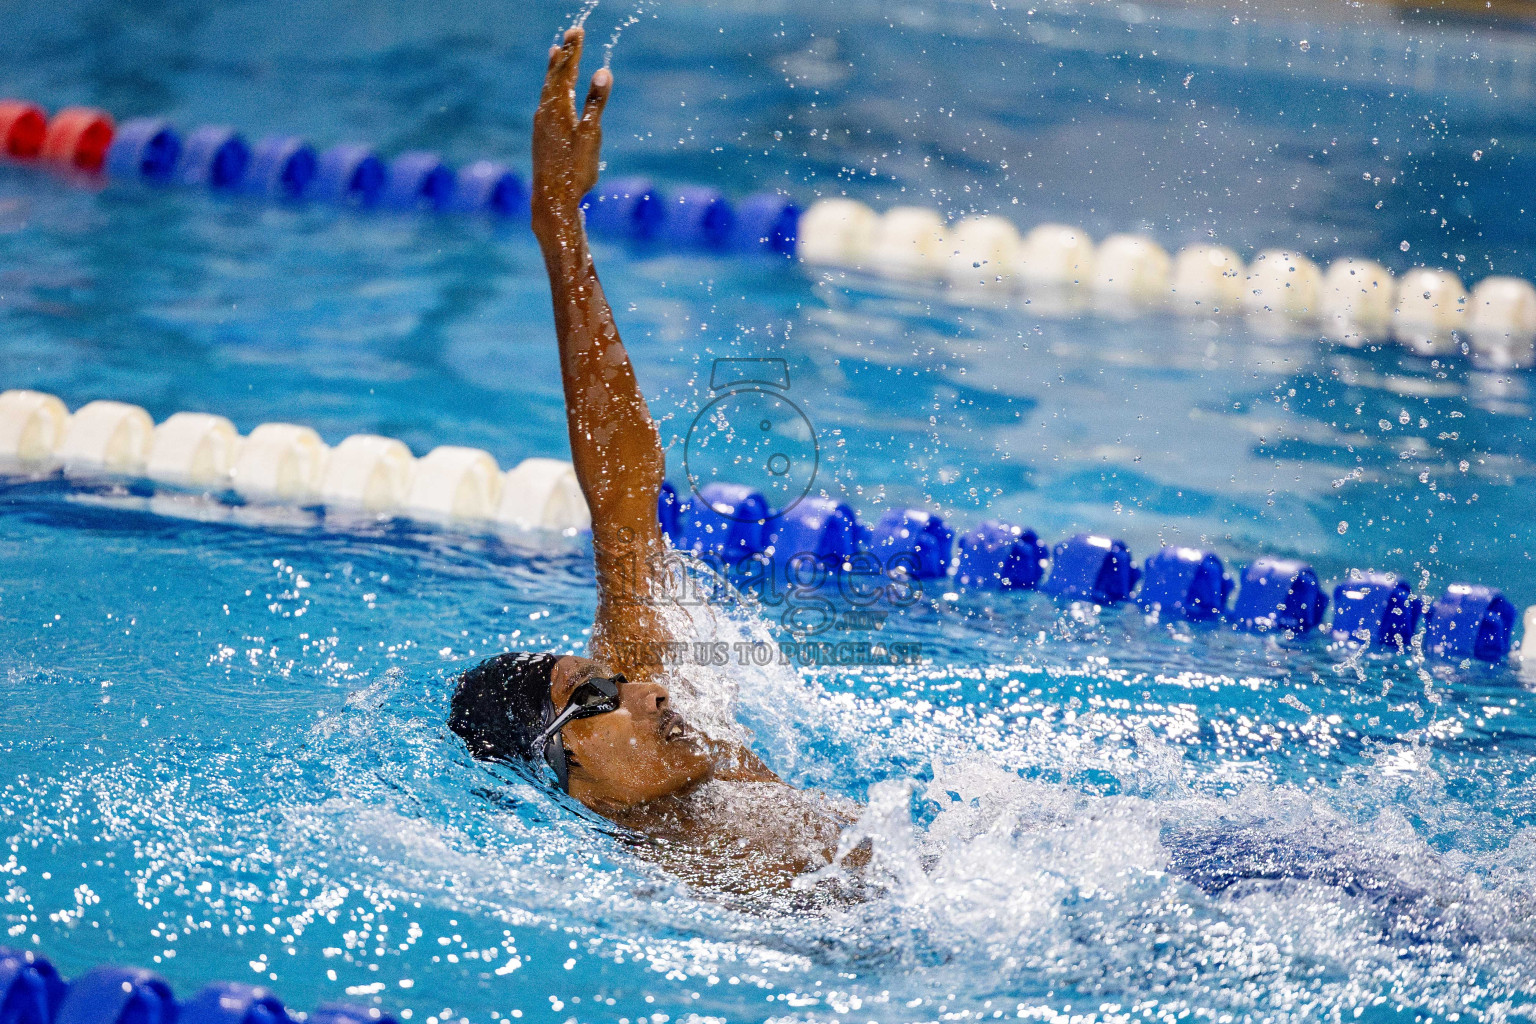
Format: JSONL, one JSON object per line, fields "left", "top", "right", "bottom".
{"left": 532, "top": 27, "right": 672, "bottom": 679}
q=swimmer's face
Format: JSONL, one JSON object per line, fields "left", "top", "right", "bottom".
{"left": 548, "top": 656, "right": 712, "bottom": 810}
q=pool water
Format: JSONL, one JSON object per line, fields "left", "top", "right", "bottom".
{"left": 5, "top": 0, "right": 1536, "bottom": 1022}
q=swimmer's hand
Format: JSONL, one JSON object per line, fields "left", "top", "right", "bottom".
{"left": 532, "top": 26, "right": 611, "bottom": 238}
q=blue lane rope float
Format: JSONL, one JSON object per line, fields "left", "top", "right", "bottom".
{"left": 245, "top": 135, "right": 318, "bottom": 200}
{"left": 381, "top": 151, "right": 455, "bottom": 212}
{"left": 1229, "top": 557, "right": 1330, "bottom": 635}
{"left": 54, "top": 966, "right": 176, "bottom": 1024}
{"left": 1136, "top": 545, "right": 1232, "bottom": 621}
{"left": 765, "top": 495, "right": 859, "bottom": 570}
{"left": 729, "top": 193, "right": 800, "bottom": 255}
{"left": 954, "top": 520, "right": 1049, "bottom": 591}
{"left": 1040, "top": 533, "right": 1141, "bottom": 605}
{"left": 656, "top": 185, "right": 734, "bottom": 248}
{"left": 179, "top": 982, "right": 289, "bottom": 1024}
{"left": 0, "top": 946, "right": 396, "bottom": 1024}
{"left": 313, "top": 143, "right": 386, "bottom": 207}
{"left": 451, "top": 159, "right": 527, "bottom": 217}
{"left": 0, "top": 945, "right": 65, "bottom": 1024}
{"left": 176, "top": 125, "right": 250, "bottom": 190}
{"left": 1425, "top": 584, "right": 1517, "bottom": 661}
{"left": 871, "top": 508, "right": 954, "bottom": 580}
{"left": 582, "top": 176, "right": 667, "bottom": 238}
{"left": 1330, "top": 572, "right": 1421, "bottom": 648}
{"left": 104, "top": 117, "right": 181, "bottom": 185}
{"left": 679, "top": 482, "right": 769, "bottom": 562}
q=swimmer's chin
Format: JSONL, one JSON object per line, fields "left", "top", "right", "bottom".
{"left": 669, "top": 718, "right": 720, "bottom": 775}
{"left": 576, "top": 756, "right": 714, "bottom": 816}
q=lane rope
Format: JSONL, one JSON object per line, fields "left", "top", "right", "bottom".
{"left": 4, "top": 100, "right": 1534, "bottom": 367}
{"left": 1, "top": 388, "right": 1523, "bottom": 663}
{"left": 0, "top": 944, "right": 396, "bottom": 1024}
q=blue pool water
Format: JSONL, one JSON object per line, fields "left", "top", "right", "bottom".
{"left": 5, "top": 1, "right": 1536, "bottom": 1021}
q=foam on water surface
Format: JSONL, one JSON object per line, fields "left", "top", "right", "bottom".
{"left": 3, "top": 501, "right": 1536, "bottom": 1022}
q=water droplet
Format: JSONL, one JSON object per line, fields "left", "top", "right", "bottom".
{"left": 1473, "top": 149, "right": 1483, "bottom": 161}
{"left": 1298, "top": 39, "right": 1311, "bottom": 52}
{"left": 1400, "top": 240, "right": 1411, "bottom": 252}
{"left": 1337, "top": 521, "right": 1349, "bottom": 535}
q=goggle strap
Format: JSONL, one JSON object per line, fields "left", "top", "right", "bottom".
{"left": 548, "top": 731, "right": 570, "bottom": 792}
{"left": 532, "top": 701, "right": 584, "bottom": 756}
{"left": 533, "top": 675, "right": 624, "bottom": 795}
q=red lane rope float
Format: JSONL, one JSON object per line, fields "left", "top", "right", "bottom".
{"left": 39, "top": 106, "right": 114, "bottom": 173}
{"left": 0, "top": 100, "right": 47, "bottom": 160}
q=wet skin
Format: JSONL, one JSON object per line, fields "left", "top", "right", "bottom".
{"left": 548, "top": 654, "right": 715, "bottom": 811}
{"left": 526, "top": 34, "right": 868, "bottom": 897}
{"left": 530, "top": 38, "right": 817, "bottom": 879}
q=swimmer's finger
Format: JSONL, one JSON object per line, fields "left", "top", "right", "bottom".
{"left": 558, "top": 26, "right": 586, "bottom": 97}
{"left": 541, "top": 45, "right": 573, "bottom": 110}
{"left": 581, "top": 68, "right": 613, "bottom": 127}
{"left": 541, "top": 29, "right": 583, "bottom": 111}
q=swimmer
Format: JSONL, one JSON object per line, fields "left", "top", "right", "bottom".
{"left": 450, "top": 27, "right": 857, "bottom": 897}
{"left": 449, "top": 30, "right": 1428, "bottom": 915}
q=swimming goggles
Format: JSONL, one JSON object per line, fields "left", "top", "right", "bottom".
{"left": 533, "top": 674, "right": 624, "bottom": 792}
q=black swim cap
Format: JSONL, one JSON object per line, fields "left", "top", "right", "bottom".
{"left": 449, "top": 652, "right": 561, "bottom": 764}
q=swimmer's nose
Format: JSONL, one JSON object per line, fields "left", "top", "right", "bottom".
{"left": 624, "top": 680, "right": 671, "bottom": 713}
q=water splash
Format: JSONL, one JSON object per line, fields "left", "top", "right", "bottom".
{"left": 6, "top": 486, "right": 1536, "bottom": 1022}
{"left": 604, "top": 0, "right": 660, "bottom": 69}
{"left": 565, "top": 0, "right": 602, "bottom": 37}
